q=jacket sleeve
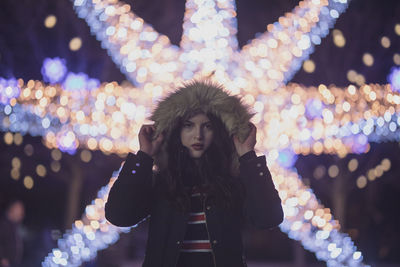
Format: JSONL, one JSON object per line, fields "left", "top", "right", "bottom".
{"left": 105, "top": 150, "right": 155, "bottom": 227}
{"left": 238, "top": 150, "right": 284, "bottom": 229}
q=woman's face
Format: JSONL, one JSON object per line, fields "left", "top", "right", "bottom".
{"left": 180, "top": 113, "right": 214, "bottom": 158}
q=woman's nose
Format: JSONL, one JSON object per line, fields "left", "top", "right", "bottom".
{"left": 195, "top": 127, "right": 203, "bottom": 139}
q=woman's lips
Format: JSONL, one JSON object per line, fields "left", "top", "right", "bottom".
{"left": 191, "top": 144, "right": 204, "bottom": 150}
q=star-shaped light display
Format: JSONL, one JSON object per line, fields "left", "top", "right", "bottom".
{"left": 3, "top": 0, "right": 399, "bottom": 266}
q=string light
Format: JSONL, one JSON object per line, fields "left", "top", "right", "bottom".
{"left": 356, "top": 158, "right": 391, "bottom": 189}
{"left": 1, "top": 0, "right": 384, "bottom": 265}
{"left": 5, "top": 77, "right": 393, "bottom": 266}
{"left": 71, "top": 0, "right": 350, "bottom": 91}
{"left": 42, "top": 174, "right": 131, "bottom": 267}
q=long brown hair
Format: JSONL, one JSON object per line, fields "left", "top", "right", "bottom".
{"left": 157, "top": 112, "right": 244, "bottom": 213}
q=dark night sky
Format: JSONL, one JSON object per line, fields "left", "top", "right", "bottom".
{"left": 1, "top": 0, "right": 400, "bottom": 265}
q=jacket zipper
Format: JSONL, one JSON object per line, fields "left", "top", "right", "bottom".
{"left": 203, "top": 193, "right": 217, "bottom": 267}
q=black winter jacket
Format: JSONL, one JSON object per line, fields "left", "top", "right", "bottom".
{"left": 105, "top": 150, "right": 283, "bottom": 267}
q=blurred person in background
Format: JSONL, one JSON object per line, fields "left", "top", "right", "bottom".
{"left": 0, "top": 200, "right": 25, "bottom": 267}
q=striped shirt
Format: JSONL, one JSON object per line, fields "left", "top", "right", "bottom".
{"left": 177, "top": 185, "right": 215, "bottom": 267}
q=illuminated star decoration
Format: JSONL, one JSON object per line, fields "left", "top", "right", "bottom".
{"left": 4, "top": 0, "right": 400, "bottom": 266}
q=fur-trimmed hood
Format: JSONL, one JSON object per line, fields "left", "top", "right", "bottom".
{"left": 150, "top": 80, "right": 254, "bottom": 171}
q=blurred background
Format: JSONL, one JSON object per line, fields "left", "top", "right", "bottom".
{"left": 0, "top": 0, "right": 400, "bottom": 266}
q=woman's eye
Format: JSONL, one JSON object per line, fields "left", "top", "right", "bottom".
{"left": 183, "top": 123, "right": 192, "bottom": 127}
{"left": 205, "top": 124, "right": 212, "bottom": 129}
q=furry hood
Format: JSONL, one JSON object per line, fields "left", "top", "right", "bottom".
{"left": 150, "top": 80, "right": 254, "bottom": 171}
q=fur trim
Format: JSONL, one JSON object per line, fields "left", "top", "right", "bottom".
{"left": 150, "top": 80, "right": 254, "bottom": 172}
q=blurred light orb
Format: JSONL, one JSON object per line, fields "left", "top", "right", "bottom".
{"left": 348, "top": 158, "right": 358, "bottom": 172}
{"left": 380, "top": 36, "right": 391, "bottom": 48}
{"left": 328, "top": 165, "right": 339, "bottom": 178}
{"left": 393, "top": 54, "right": 400, "bottom": 65}
{"left": 332, "top": 29, "right": 345, "bottom": 47}
{"left": 41, "top": 57, "right": 67, "bottom": 84}
{"left": 0, "top": 78, "right": 20, "bottom": 103}
{"left": 69, "top": 37, "right": 82, "bottom": 51}
{"left": 362, "top": 53, "right": 374, "bottom": 67}
{"left": 51, "top": 161, "right": 61, "bottom": 172}
{"left": 395, "top": 24, "right": 400, "bottom": 36}
{"left": 63, "top": 72, "right": 88, "bottom": 91}
{"left": 277, "top": 149, "right": 297, "bottom": 168}
{"left": 24, "top": 144, "right": 34, "bottom": 156}
{"left": 80, "top": 150, "right": 92, "bottom": 163}
{"left": 51, "top": 149, "right": 62, "bottom": 161}
{"left": 4, "top": 132, "right": 13, "bottom": 145}
{"left": 36, "top": 164, "right": 47, "bottom": 177}
{"left": 87, "top": 78, "right": 100, "bottom": 91}
{"left": 44, "top": 15, "right": 57, "bottom": 28}
{"left": 11, "top": 157, "right": 21, "bottom": 169}
{"left": 352, "top": 134, "right": 369, "bottom": 153}
{"left": 13, "top": 133, "right": 23, "bottom": 145}
{"left": 381, "top": 158, "right": 391, "bottom": 171}
{"left": 303, "top": 59, "right": 316, "bottom": 73}
{"left": 388, "top": 67, "right": 400, "bottom": 92}
{"left": 57, "top": 132, "right": 78, "bottom": 154}
{"left": 305, "top": 98, "right": 324, "bottom": 119}
{"left": 11, "top": 169, "right": 20, "bottom": 180}
{"left": 23, "top": 176, "right": 34, "bottom": 190}
{"left": 347, "top": 70, "right": 357, "bottom": 83}
{"left": 313, "top": 165, "right": 326, "bottom": 179}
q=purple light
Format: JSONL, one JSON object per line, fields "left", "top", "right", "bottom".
{"left": 62, "top": 72, "right": 88, "bottom": 91}
{"left": 62, "top": 72, "right": 100, "bottom": 91}
{"left": 388, "top": 67, "right": 400, "bottom": 92}
{"left": 305, "top": 98, "right": 324, "bottom": 119}
{"left": 41, "top": 57, "right": 67, "bottom": 84}
{"left": 0, "top": 78, "right": 20, "bottom": 104}
{"left": 352, "top": 134, "right": 368, "bottom": 154}
{"left": 277, "top": 149, "right": 298, "bottom": 168}
{"left": 56, "top": 132, "right": 77, "bottom": 155}
{"left": 87, "top": 78, "right": 100, "bottom": 90}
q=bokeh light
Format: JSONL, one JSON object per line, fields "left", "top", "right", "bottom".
{"left": 69, "top": 37, "right": 82, "bottom": 51}
{"left": 41, "top": 57, "right": 67, "bottom": 84}
{"left": 44, "top": 15, "right": 57, "bottom": 28}
{"left": 0, "top": 0, "right": 383, "bottom": 265}
{"left": 24, "top": 144, "right": 34, "bottom": 156}
{"left": 36, "top": 164, "right": 47, "bottom": 177}
{"left": 333, "top": 29, "right": 346, "bottom": 47}
{"left": 388, "top": 67, "right": 400, "bottom": 92}
{"left": 380, "top": 36, "right": 391, "bottom": 48}
{"left": 23, "top": 175, "right": 34, "bottom": 189}
{"left": 395, "top": 24, "right": 400, "bottom": 35}
{"left": 362, "top": 53, "right": 374, "bottom": 67}
{"left": 394, "top": 54, "right": 400, "bottom": 65}
{"left": 303, "top": 59, "right": 315, "bottom": 73}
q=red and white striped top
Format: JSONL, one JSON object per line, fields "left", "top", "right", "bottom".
{"left": 180, "top": 186, "right": 212, "bottom": 253}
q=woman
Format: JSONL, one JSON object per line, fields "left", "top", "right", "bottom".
{"left": 105, "top": 80, "right": 283, "bottom": 267}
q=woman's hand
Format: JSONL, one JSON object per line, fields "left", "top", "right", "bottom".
{"left": 138, "top": 125, "right": 164, "bottom": 157}
{"left": 233, "top": 123, "right": 257, "bottom": 157}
